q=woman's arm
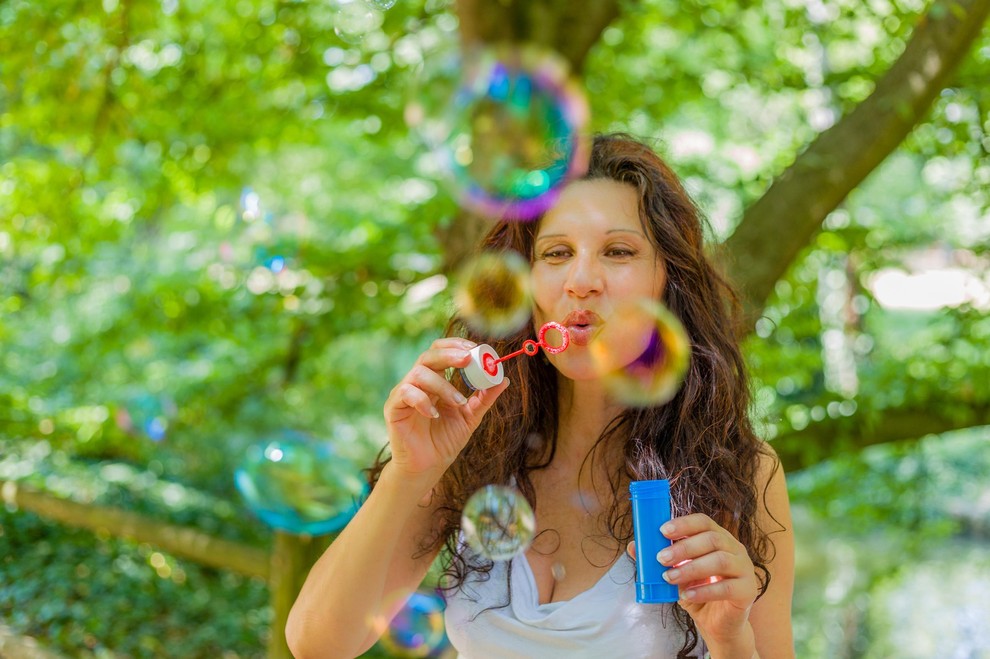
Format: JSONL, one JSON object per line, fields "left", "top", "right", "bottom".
{"left": 681, "top": 449, "right": 795, "bottom": 659}
{"left": 630, "top": 446, "right": 796, "bottom": 659}
{"left": 285, "top": 463, "right": 441, "bottom": 658}
{"left": 286, "top": 337, "right": 509, "bottom": 658}
{"left": 747, "top": 448, "right": 795, "bottom": 658}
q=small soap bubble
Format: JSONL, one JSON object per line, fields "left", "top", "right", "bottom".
{"left": 454, "top": 250, "right": 532, "bottom": 338}
{"left": 116, "top": 393, "right": 177, "bottom": 442}
{"left": 379, "top": 591, "right": 449, "bottom": 658}
{"left": 367, "top": 0, "right": 396, "bottom": 8}
{"left": 234, "top": 430, "right": 368, "bottom": 535}
{"left": 551, "top": 561, "right": 567, "bottom": 581}
{"left": 588, "top": 299, "right": 691, "bottom": 407}
{"left": 462, "top": 485, "right": 536, "bottom": 561}
{"left": 334, "top": 0, "right": 384, "bottom": 44}
{"left": 406, "top": 43, "right": 590, "bottom": 221}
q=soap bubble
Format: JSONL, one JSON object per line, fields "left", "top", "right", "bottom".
{"left": 406, "top": 43, "right": 590, "bottom": 221}
{"left": 368, "top": 0, "right": 397, "bottom": 9}
{"left": 454, "top": 250, "right": 532, "bottom": 338}
{"left": 115, "top": 393, "right": 177, "bottom": 442}
{"left": 588, "top": 299, "right": 691, "bottom": 407}
{"left": 461, "top": 485, "right": 536, "bottom": 561}
{"left": 379, "top": 591, "right": 449, "bottom": 658}
{"left": 334, "top": 0, "right": 384, "bottom": 44}
{"left": 234, "top": 430, "right": 368, "bottom": 535}
{"left": 233, "top": 187, "right": 307, "bottom": 275}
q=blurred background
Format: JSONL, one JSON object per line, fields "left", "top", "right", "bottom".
{"left": 1, "top": 0, "right": 989, "bottom": 657}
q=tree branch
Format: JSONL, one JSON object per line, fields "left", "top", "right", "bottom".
{"left": 774, "top": 406, "right": 990, "bottom": 472}
{"left": 724, "top": 0, "right": 990, "bottom": 327}
{"left": 0, "top": 481, "right": 270, "bottom": 580}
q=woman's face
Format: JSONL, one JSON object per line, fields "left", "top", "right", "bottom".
{"left": 531, "top": 178, "right": 667, "bottom": 381}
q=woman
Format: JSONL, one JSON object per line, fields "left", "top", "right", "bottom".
{"left": 286, "top": 133, "right": 795, "bottom": 658}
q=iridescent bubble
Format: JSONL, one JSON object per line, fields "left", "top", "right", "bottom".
{"left": 379, "top": 591, "right": 449, "bottom": 658}
{"left": 406, "top": 44, "right": 590, "bottom": 221}
{"left": 454, "top": 250, "right": 532, "bottom": 338}
{"left": 334, "top": 0, "right": 384, "bottom": 45}
{"left": 116, "top": 393, "right": 177, "bottom": 442}
{"left": 588, "top": 299, "right": 691, "bottom": 407}
{"left": 368, "top": 0, "right": 396, "bottom": 9}
{"left": 234, "top": 187, "right": 307, "bottom": 275}
{"left": 234, "top": 430, "right": 368, "bottom": 535}
{"left": 461, "top": 485, "right": 536, "bottom": 561}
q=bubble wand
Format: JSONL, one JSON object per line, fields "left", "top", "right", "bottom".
{"left": 460, "top": 321, "right": 570, "bottom": 391}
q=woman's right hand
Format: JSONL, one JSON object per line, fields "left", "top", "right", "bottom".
{"left": 383, "top": 337, "right": 509, "bottom": 489}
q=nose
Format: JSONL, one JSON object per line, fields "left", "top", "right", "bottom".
{"left": 564, "top": 251, "right": 603, "bottom": 298}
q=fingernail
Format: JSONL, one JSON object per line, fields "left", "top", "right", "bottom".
{"left": 662, "top": 568, "right": 680, "bottom": 583}
{"left": 660, "top": 522, "right": 675, "bottom": 536}
{"left": 658, "top": 548, "right": 673, "bottom": 564}
{"left": 454, "top": 392, "right": 468, "bottom": 405}
{"left": 681, "top": 589, "right": 696, "bottom": 601}
{"left": 431, "top": 407, "right": 440, "bottom": 418}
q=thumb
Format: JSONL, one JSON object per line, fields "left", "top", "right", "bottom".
{"left": 465, "top": 378, "right": 510, "bottom": 421}
{"left": 626, "top": 541, "right": 636, "bottom": 562}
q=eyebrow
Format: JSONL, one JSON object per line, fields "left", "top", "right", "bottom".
{"left": 535, "top": 229, "right": 646, "bottom": 240}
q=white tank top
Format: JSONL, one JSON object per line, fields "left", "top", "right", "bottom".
{"left": 444, "top": 552, "right": 706, "bottom": 658}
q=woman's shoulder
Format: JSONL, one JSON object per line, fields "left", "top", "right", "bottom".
{"left": 753, "top": 441, "right": 792, "bottom": 535}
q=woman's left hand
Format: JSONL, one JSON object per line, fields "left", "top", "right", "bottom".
{"left": 627, "top": 513, "right": 759, "bottom": 648}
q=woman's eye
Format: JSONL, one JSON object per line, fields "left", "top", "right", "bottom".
{"left": 607, "top": 247, "right": 636, "bottom": 257}
{"left": 540, "top": 249, "right": 570, "bottom": 260}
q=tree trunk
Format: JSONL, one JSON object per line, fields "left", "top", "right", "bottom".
{"left": 725, "top": 0, "right": 990, "bottom": 326}
{"left": 438, "top": 0, "right": 626, "bottom": 272}
{"left": 455, "top": 0, "right": 625, "bottom": 73}
{"left": 267, "top": 532, "right": 333, "bottom": 659}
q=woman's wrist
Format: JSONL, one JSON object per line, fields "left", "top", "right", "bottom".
{"left": 703, "top": 621, "right": 757, "bottom": 659}
{"left": 378, "top": 461, "right": 441, "bottom": 505}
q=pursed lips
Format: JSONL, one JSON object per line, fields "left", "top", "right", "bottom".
{"left": 561, "top": 310, "right": 603, "bottom": 346}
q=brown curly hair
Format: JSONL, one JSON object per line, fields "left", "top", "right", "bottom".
{"left": 370, "top": 133, "right": 778, "bottom": 658}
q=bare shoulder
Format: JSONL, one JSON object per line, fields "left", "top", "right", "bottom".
{"left": 756, "top": 444, "right": 792, "bottom": 534}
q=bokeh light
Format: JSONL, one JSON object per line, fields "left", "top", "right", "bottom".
{"left": 461, "top": 484, "right": 536, "bottom": 561}
{"left": 588, "top": 299, "right": 691, "bottom": 407}
{"left": 454, "top": 250, "right": 532, "bottom": 338}
{"left": 406, "top": 43, "right": 590, "bottom": 221}
{"left": 234, "top": 430, "right": 368, "bottom": 535}
{"left": 379, "top": 590, "right": 449, "bottom": 658}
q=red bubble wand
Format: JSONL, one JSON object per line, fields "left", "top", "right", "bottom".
{"left": 482, "top": 321, "right": 570, "bottom": 376}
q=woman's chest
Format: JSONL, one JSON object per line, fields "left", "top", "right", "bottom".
{"left": 525, "top": 483, "right": 625, "bottom": 604}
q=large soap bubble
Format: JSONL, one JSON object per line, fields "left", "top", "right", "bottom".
{"left": 379, "top": 590, "right": 449, "bottom": 658}
{"left": 454, "top": 250, "right": 532, "bottom": 338}
{"left": 588, "top": 299, "right": 691, "bottom": 407}
{"left": 461, "top": 484, "right": 536, "bottom": 561}
{"left": 234, "top": 430, "right": 368, "bottom": 535}
{"left": 406, "top": 44, "right": 590, "bottom": 221}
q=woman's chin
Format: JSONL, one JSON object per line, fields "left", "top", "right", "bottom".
{"left": 548, "top": 357, "right": 602, "bottom": 383}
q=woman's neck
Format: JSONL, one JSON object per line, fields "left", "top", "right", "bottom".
{"left": 553, "top": 377, "right": 625, "bottom": 472}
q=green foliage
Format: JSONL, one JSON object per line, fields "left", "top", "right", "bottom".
{"left": 1, "top": 0, "right": 989, "bottom": 655}
{"left": 0, "top": 507, "right": 269, "bottom": 658}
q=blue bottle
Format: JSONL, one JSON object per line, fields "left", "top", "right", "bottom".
{"left": 629, "top": 479, "right": 680, "bottom": 603}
